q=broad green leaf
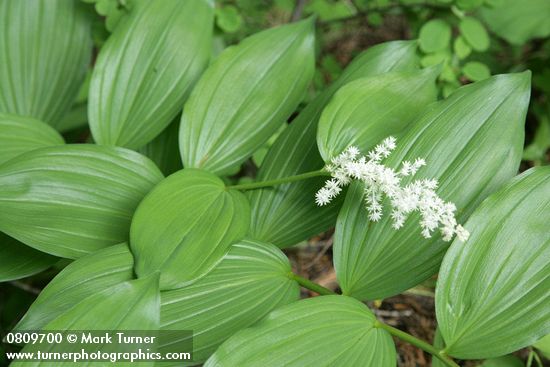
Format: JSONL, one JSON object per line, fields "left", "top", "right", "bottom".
{"left": 160, "top": 239, "right": 300, "bottom": 365}
{"left": 0, "top": 0, "right": 92, "bottom": 127}
{"left": 205, "top": 295, "right": 396, "bottom": 367}
{"left": 534, "top": 334, "right": 550, "bottom": 359}
{"left": 89, "top": 0, "right": 213, "bottom": 149}
{"left": 463, "top": 61, "right": 491, "bottom": 81}
{"left": 436, "top": 167, "right": 550, "bottom": 359}
{"left": 479, "top": 0, "right": 550, "bottom": 45}
{"left": 479, "top": 356, "right": 524, "bottom": 367}
{"left": 459, "top": 16, "right": 490, "bottom": 52}
{"left": 137, "top": 119, "right": 183, "bottom": 176}
{"left": 419, "top": 19, "right": 451, "bottom": 53}
{"left": 14, "top": 243, "right": 134, "bottom": 331}
{"left": 0, "top": 145, "right": 163, "bottom": 258}
{"left": 0, "top": 232, "right": 57, "bottom": 282}
{"left": 179, "top": 18, "right": 315, "bottom": 175}
{"left": 317, "top": 67, "right": 438, "bottom": 160}
{"left": 248, "top": 41, "right": 419, "bottom": 248}
{"left": 130, "top": 169, "right": 250, "bottom": 290}
{"left": 0, "top": 113, "right": 64, "bottom": 165}
{"left": 335, "top": 72, "right": 531, "bottom": 300}
{"left": 11, "top": 275, "right": 160, "bottom": 367}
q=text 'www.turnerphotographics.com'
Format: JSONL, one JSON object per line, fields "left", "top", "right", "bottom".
{"left": 3, "top": 330, "right": 193, "bottom": 363}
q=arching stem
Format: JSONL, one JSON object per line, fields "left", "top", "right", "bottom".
{"left": 227, "top": 169, "right": 330, "bottom": 191}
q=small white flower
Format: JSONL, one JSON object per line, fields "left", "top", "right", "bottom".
{"left": 315, "top": 188, "right": 332, "bottom": 206}
{"left": 315, "top": 137, "right": 469, "bottom": 242}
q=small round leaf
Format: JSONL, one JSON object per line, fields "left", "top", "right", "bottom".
{"left": 215, "top": 5, "right": 243, "bottom": 33}
{"left": 463, "top": 61, "right": 491, "bottom": 81}
{"left": 453, "top": 36, "right": 472, "bottom": 59}
{"left": 459, "top": 16, "right": 490, "bottom": 52}
{"left": 419, "top": 19, "right": 452, "bottom": 53}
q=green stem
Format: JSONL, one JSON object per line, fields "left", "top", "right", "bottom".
{"left": 293, "top": 276, "right": 459, "bottom": 366}
{"left": 227, "top": 169, "right": 330, "bottom": 191}
{"left": 374, "top": 322, "right": 460, "bottom": 367}
{"left": 290, "top": 273, "right": 337, "bottom": 296}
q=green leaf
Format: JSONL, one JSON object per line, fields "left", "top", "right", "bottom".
{"left": 440, "top": 63, "right": 457, "bottom": 82}
{"left": 94, "top": 0, "right": 131, "bottom": 32}
{"left": 248, "top": 41, "right": 419, "bottom": 248}
{"left": 479, "top": 356, "right": 524, "bottom": 367}
{"left": 367, "top": 12, "right": 383, "bottom": 27}
{"left": 89, "top": 0, "right": 214, "bottom": 149}
{"left": 0, "top": 145, "right": 163, "bottom": 258}
{"left": 215, "top": 5, "right": 243, "bottom": 33}
{"left": 179, "top": 18, "right": 315, "bottom": 175}
{"left": 420, "top": 52, "right": 450, "bottom": 67}
{"left": 456, "top": 0, "right": 484, "bottom": 10}
{"left": 14, "top": 243, "right": 134, "bottom": 331}
{"left": 459, "top": 16, "right": 490, "bottom": 52}
{"left": 419, "top": 19, "right": 451, "bottom": 53}
{"left": 534, "top": 334, "right": 550, "bottom": 359}
{"left": 334, "top": 72, "right": 531, "bottom": 300}
{"left": 0, "top": 0, "right": 92, "bottom": 128}
{"left": 160, "top": 239, "right": 299, "bottom": 365}
{"left": 130, "top": 169, "right": 250, "bottom": 290}
{"left": 462, "top": 61, "right": 491, "bottom": 81}
{"left": 479, "top": 0, "right": 550, "bottom": 45}
{"left": 205, "top": 295, "right": 396, "bottom": 367}
{"left": 436, "top": 167, "right": 550, "bottom": 359}
{"left": 11, "top": 275, "right": 160, "bottom": 367}
{"left": 137, "top": 119, "right": 183, "bottom": 176}
{"left": 523, "top": 114, "right": 550, "bottom": 162}
{"left": 304, "top": 0, "right": 356, "bottom": 22}
{"left": 0, "top": 232, "right": 57, "bottom": 282}
{"left": 55, "top": 103, "right": 88, "bottom": 134}
{"left": 317, "top": 67, "right": 438, "bottom": 161}
{"left": 453, "top": 36, "right": 471, "bottom": 59}
{"left": 0, "top": 113, "right": 64, "bottom": 165}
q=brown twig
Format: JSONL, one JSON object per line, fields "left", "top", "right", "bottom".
{"left": 9, "top": 281, "right": 41, "bottom": 295}
{"left": 291, "top": 0, "right": 307, "bottom": 22}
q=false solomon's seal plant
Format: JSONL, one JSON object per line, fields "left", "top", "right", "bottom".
{"left": 0, "top": 1, "right": 547, "bottom": 366}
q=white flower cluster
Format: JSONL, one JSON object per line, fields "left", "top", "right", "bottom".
{"left": 316, "top": 137, "right": 469, "bottom": 242}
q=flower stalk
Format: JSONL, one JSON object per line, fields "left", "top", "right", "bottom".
{"left": 227, "top": 169, "right": 330, "bottom": 191}
{"left": 373, "top": 321, "right": 460, "bottom": 367}
{"left": 290, "top": 273, "right": 337, "bottom": 296}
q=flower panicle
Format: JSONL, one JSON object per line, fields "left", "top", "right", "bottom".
{"left": 316, "top": 137, "right": 469, "bottom": 242}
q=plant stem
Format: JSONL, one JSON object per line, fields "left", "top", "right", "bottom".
{"left": 373, "top": 321, "right": 460, "bottom": 367}
{"left": 227, "top": 169, "right": 330, "bottom": 191}
{"left": 293, "top": 276, "right": 459, "bottom": 366}
{"left": 290, "top": 273, "right": 337, "bottom": 296}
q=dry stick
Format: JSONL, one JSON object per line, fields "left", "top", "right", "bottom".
{"left": 291, "top": 0, "right": 307, "bottom": 22}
